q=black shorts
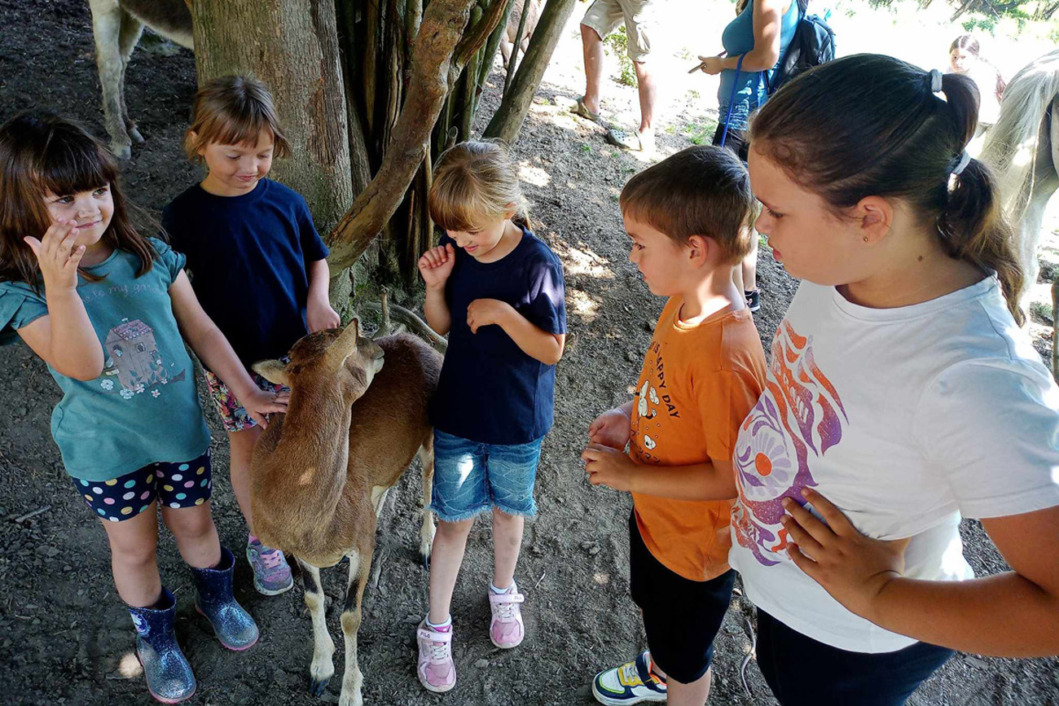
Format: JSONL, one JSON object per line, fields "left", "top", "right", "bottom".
{"left": 712, "top": 123, "right": 750, "bottom": 163}
{"left": 629, "top": 513, "right": 735, "bottom": 684}
{"left": 756, "top": 610, "right": 954, "bottom": 706}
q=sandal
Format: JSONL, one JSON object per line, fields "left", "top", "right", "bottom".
{"left": 571, "top": 96, "right": 603, "bottom": 124}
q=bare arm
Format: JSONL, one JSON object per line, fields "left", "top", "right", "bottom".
{"left": 418, "top": 244, "right": 454, "bottom": 335}
{"left": 698, "top": 0, "right": 787, "bottom": 73}
{"left": 168, "top": 271, "right": 287, "bottom": 427}
{"left": 784, "top": 491, "right": 1059, "bottom": 656}
{"left": 16, "top": 222, "right": 103, "bottom": 380}
{"left": 305, "top": 258, "right": 341, "bottom": 332}
{"left": 581, "top": 444, "right": 737, "bottom": 501}
{"left": 424, "top": 284, "right": 452, "bottom": 336}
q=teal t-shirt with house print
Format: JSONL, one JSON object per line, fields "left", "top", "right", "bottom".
{"left": 0, "top": 238, "right": 210, "bottom": 482}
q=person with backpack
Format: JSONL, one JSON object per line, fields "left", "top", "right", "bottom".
{"left": 694, "top": 0, "right": 799, "bottom": 313}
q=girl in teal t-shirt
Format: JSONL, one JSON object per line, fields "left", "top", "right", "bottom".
{"left": 0, "top": 112, "right": 288, "bottom": 703}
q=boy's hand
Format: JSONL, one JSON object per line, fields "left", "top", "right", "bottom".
{"left": 238, "top": 388, "right": 290, "bottom": 429}
{"left": 307, "top": 295, "right": 341, "bottom": 332}
{"left": 588, "top": 408, "right": 632, "bottom": 449}
{"left": 582, "top": 443, "right": 638, "bottom": 492}
{"left": 24, "top": 220, "right": 85, "bottom": 292}
{"left": 418, "top": 244, "right": 456, "bottom": 290}
{"left": 467, "top": 298, "right": 513, "bottom": 333}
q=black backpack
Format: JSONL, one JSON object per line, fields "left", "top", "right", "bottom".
{"left": 766, "top": 1, "right": 836, "bottom": 94}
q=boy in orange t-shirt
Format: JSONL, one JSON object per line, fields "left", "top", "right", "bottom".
{"left": 582, "top": 146, "right": 766, "bottom": 705}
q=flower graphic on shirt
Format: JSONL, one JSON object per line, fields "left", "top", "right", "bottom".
{"left": 134, "top": 383, "right": 145, "bottom": 394}
{"left": 119, "top": 389, "right": 134, "bottom": 400}
{"left": 732, "top": 321, "right": 847, "bottom": 566}
{"left": 100, "top": 379, "right": 114, "bottom": 391}
{"left": 151, "top": 389, "right": 161, "bottom": 398}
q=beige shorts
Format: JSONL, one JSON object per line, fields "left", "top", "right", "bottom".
{"left": 581, "top": 0, "right": 656, "bottom": 63}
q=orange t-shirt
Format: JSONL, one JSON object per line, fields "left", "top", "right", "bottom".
{"left": 630, "top": 297, "right": 767, "bottom": 582}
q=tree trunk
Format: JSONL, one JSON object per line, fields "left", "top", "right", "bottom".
{"left": 189, "top": 0, "right": 355, "bottom": 309}
{"left": 485, "top": 0, "right": 577, "bottom": 145}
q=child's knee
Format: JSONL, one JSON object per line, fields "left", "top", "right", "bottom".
{"left": 165, "top": 506, "right": 216, "bottom": 541}
{"left": 109, "top": 537, "right": 158, "bottom": 568}
{"left": 437, "top": 517, "right": 474, "bottom": 538}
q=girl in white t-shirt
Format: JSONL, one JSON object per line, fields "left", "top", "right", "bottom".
{"left": 734, "top": 54, "right": 1059, "bottom": 705}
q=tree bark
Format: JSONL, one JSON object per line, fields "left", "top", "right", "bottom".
{"left": 327, "top": 0, "right": 507, "bottom": 272}
{"left": 484, "top": 0, "right": 577, "bottom": 145}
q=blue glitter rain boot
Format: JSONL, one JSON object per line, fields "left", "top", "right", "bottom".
{"left": 127, "top": 588, "right": 196, "bottom": 704}
{"left": 190, "top": 547, "right": 259, "bottom": 651}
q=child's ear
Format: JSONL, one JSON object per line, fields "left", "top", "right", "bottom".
{"left": 686, "top": 235, "right": 711, "bottom": 267}
{"left": 853, "top": 196, "right": 893, "bottom": 245}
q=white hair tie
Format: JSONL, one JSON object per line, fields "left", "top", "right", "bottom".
{"left": 952, "top": 150, "right": 971, "bottom": 176}
{"left": 929, "top": 69, "right": 943, "bottom": 93}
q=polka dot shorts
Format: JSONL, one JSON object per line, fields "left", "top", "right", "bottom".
{"left": 72, "top": 449, "right": 213, "bottom": 522}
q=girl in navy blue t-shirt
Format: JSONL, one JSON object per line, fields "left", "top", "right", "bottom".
{"left": 414, "top": 141, "right": 566, "bottom": 694}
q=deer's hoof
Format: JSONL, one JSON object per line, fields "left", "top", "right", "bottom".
{"left": 310, "top": 675, "right": 331, "bottom": 698}
{"left": 421, "top": 552, "right": 431, "bottom": 571}
{"left": 129, "top": 126, "right": 144, "bottom": 144}
{"left": 110, "top": 142, "right": 132, "bottom": 160}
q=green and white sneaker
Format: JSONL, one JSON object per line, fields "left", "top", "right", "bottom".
{"left": 591, "top": 650, "right": 667, "bottom": 705}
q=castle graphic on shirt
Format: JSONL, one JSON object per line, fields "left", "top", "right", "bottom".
{"left": 100, "top": 319, "right": 185, "bottom": 399}
{"left": 732, "top": 321, "right": 848, "bottom": 566}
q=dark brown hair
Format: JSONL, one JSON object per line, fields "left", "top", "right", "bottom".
{"left": 0, "top": 111, "right": 155, "bottom": 289}
{"left": 751, "top": 54, "right": 1024, "bottom": 324}
{"left": 429, "top": 140, "right": 529, "bottom": 232}
{"left": 184, "top": 75, "right": 291, "bottom": 160}
{"left": 620, "top": 145, "right": 755, "bottom": 265}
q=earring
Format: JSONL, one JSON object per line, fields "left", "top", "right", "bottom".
{"left": 863, "top": 236, "right": 869, "bottom": 242}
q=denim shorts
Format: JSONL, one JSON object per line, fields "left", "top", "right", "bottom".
{"left": 430, "top": 430, "right": 542, "bottom": 522}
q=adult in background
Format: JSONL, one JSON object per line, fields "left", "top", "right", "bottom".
{"left": 696, "top": 0, "right": 798, "bottom": 312}
{"left": 572, "top": 0, "right": 659, "bottom": 153}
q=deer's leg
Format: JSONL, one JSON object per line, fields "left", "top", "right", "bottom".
{"left": 117, "top": 8, "right": 145, "bottom": 144}
{"left": 418, "top": 440, "right": 436, "bottom": 567}
{"left": 297, "top": 559, "right": 335, "bottom": 697}
{"left": 89, "top": 0, "right": 132, "bottom": 158}
{"left": 339, "top": 546, "right": 371, "bottom": 706}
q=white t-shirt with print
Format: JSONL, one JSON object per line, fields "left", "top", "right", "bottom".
{"left": 729, "top": 278, "right": 1059, "bottom": 653}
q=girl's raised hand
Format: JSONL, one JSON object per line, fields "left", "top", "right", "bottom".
{"left": 781, "top": 488, "right": 911, "bottom": 622}
{"left": 239, "top": 388, "right": 290, "bottom": 429}
{"left": 418, "top": 244, "right": 455, "bottom": 290}
{"left": 24, "top": 220, "right": 84, "bottom": 291}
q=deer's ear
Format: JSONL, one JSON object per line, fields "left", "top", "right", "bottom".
{"left": 252, "top": 359, "right": 290, "bottom": 386}
{"left": 326, "top": 318, "right": 361, "bottom": 367}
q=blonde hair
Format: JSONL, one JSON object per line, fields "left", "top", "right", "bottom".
{"left": 429, "top": 141, "right": 529, "bottom": 232}
{"left": 183, "top": 75, "right": 291, "bottom": 161}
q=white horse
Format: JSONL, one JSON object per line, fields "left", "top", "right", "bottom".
{"left": 88, "top": 0, "right": 192, "bottom": 159}
{"left": 980, "top": 48, "right": 1059, "bottom": 317}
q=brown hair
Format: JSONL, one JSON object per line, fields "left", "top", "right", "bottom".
{"left": 751, "top": 54, "right": 1024, "bottom": 324}
{"left": 0, "top": 111, "right": 155, "bottom": 289}
{"left": 620, "top": 145, "right": 755, "bottom": 265}
{"left": 429, "top": 141, "right": 529, "bottom": 232}
{"left": 949, "top": 35, "right": 1006, "bottom": 98}
{"left": 183, "top": 75, "right": 291, "bottom": 161}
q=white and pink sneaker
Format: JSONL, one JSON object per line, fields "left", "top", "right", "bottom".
{"left": 488, "top": 584, "right": 525, "bottom": 649}
{"left": 416, "top": 621, "right": 456, "bottom": 693}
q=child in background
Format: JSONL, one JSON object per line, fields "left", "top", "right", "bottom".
{"left": 415, "top": 140, "right": 566, "bottom": 694}
{"left": 0, "top": 112, "right": 286, "bottom": 703}
{"left": 582, "top": 146, "right": 766, "bottom": 705}
{"left": 163, "top": 76, "right": 339, "bottom": 596}
{"left": 948, "top": 34, "right": 1005, "bottom": 133}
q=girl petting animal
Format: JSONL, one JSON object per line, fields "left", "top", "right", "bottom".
{"left": 0, "top": 112, "right": 286, "bottom": 704}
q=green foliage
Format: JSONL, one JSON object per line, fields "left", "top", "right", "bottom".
{"left": 579, "top": 143, "right": 593, "bottom": 153}
{"left": 603, "top": 26, "right": 637, "bottom": 87}
{"left": 683, "top": 121, "right": 716, "bottom": 146}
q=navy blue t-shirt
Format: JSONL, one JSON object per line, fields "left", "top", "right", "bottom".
{"left": 431, "top": 227, "right": 566, "bottom": 445}
{"left": 162, "top": 179, "right": 329, "bottom": 368}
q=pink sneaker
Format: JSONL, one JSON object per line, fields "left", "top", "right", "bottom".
{"left": 488, "top": 584, "right": 525, "bottom": 649}
{"left": 416, "top": 622, "right": 456, "bottom": 693}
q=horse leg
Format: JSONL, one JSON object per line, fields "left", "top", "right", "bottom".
{"left": 89, "top": 0, "right": 132, "bottom": 158}
{"left": 339, "top": 544, "right": 371, "bottom": 706}
{"left": 297, "top": 559, "right": 336, "bottom": 697}
{"left": 417, "top": 439, "right": 436, "bottom": 568}
{"left": 117, "top": 8, "right": 145, "bottom": 144}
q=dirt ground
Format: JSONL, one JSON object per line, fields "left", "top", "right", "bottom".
{"left": 0, "top": 1, "right": 1057, "bottom": 705}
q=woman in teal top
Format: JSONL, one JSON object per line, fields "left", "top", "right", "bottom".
{"left": 696, "top": 0, "right": 799, "bottom": 312}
